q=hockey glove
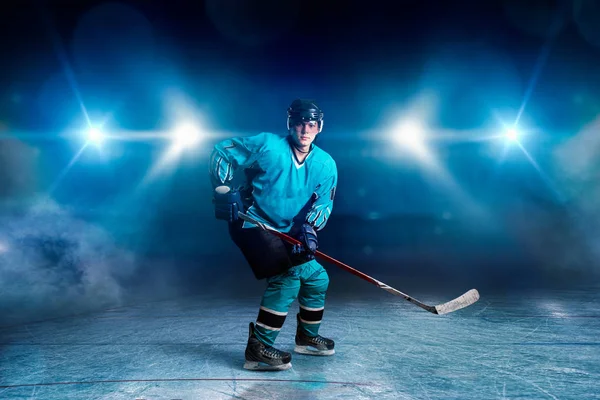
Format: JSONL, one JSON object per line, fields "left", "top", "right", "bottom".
{"left": 292, "top": 223, "right": 318, "bottom": 259}
{"left": 213, "top": 186, "right": 243, "bottom": 222}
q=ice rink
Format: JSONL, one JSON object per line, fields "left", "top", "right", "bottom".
{"left": 2, "top": 270, "right": 598, "bottom": 400}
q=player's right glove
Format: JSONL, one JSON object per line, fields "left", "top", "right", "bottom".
{"left": 213, "top": 186, "right": 243, "bottom": 222}
{"left": 292, "top": 223, "right": 318, "bottom": 260}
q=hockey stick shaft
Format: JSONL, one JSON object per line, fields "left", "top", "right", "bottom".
{"left": 237, "top": 212, "right": 479, "bottom": 315}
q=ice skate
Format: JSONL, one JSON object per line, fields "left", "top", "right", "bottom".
{"left": 294, "top": 314, "right": 335, "bottom": 356}
{"left": 243, "top": 322, "right": 292, "bottom": 371}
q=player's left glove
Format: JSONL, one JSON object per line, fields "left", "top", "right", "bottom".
{"left": 213, "top": 186, "right": 243, "bottom": 222}
{"left": 292, "top": 223, "right": 318, "bottom": 260}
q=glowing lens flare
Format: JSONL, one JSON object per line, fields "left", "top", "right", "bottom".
{"left": 87, "top": 127, "right": 104, "bottom": 144}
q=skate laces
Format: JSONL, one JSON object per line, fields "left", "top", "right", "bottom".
{"left": 299, "top": 332, "right": 330, "bottom": 346}
{"left": 263, "top": 345, "right": 286, "bottom": 359}
{"left": 309, "top": 335, "right": 328, "bottom": 345}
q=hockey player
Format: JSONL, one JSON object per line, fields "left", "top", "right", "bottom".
{"left": 209, "top": 99, "right": 338, "bottom": 371}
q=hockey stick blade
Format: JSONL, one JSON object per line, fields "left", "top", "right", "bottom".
{"left": 434, "top": 289, "right": 480, "bottom": 315}
{"left": 237, "top": 212, "right": 480, "bottom": 315}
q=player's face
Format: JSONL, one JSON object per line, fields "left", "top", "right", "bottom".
{"left": 290, "top": 120, "right": 320, "bottom": 149}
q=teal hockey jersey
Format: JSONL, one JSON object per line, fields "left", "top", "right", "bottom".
{"left": 209, "top": 132, "right": 337, "bottom": 233}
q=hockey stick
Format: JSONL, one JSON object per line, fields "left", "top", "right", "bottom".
{"left": 237, "top": 212, "right": 480, "bottom": 315}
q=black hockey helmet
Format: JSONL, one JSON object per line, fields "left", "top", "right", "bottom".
{"left": 287, "top": 99, "right": 324, "bottom": 133}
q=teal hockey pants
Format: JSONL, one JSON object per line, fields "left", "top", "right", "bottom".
{"left": 254, "top": 259, "right": 330, "bottom": 347}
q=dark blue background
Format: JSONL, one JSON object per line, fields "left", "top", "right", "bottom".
{"left": 1, "top": 0, "right": 600, "bottom": 325}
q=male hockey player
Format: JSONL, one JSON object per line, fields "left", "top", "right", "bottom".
{"left": 209, "top": 99, "right": 338, "bottom": 371}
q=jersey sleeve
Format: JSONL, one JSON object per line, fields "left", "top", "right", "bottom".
{"left": 209, "top": 132, "right": 271, "bottom": 188}
{"left": 306, "top": 159, "right": 338, "bottom": 231}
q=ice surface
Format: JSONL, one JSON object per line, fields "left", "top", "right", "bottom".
{"left": 1, "top": 279, "right": 599, "bottom": 399}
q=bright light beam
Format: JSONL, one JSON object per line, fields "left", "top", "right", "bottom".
{"left": 87, "top": 127, "right": 104, "bottom": 145}
{"left": 138, "top": 122, "right": 203, "bottom": 186}
{"left": 391, "top": 118, "right": 490, "bottom": 221}
{"left": 171, "top": 122, "right": 201, "bottom": 149}
{"left": 395, "top": 119, "right": 424, "bottom": 148}
{"left": 506, "top": 128, "right": 519, "bottom": 142}
{"left": 392, "top": 118, "right": 437, "bottom": 167}
{"left": 47, "top": 124, "right": 104, "bottom": 195}
{"left": 516, "top": 140, "right": 564, "bottom": 201}
{"left": 515, "top": 32, "right": 555, "bottom": 128}
{"left": 48, "top": 142, "right": 89, "bottom": 194}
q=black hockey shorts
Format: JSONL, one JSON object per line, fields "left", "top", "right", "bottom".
{"left": 228, "top": 219, "right": 310, "bottom": 280}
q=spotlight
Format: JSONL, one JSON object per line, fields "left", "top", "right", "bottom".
{"left": 395, "top": 120, "right": 425, "bottom": 147}
{"left": 506, "top": 128, "right": 519, "bottom": 142}
{"left": 87, "top": 127, "right": 104, "bottom": 145}
{"left": 172, "top": 122, "right": 201, "bottom": 148}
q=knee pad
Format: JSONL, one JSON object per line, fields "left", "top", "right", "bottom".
{"left": 308, "top": 266, "right": 329, "bottom": 290}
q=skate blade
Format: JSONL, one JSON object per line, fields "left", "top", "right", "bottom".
{"left": 243, "top": 361, "right": 292, "bottom": 371}
{"left": 294, "top": 345, "right": 335, "bottom": 356}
